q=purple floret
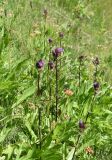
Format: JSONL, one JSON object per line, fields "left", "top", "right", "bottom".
{"left": 79, "top": 120, "right": 85, "bottom": 129}
{"left": 52, "top": 47, "right": 64, "bottom": 58}
{"left": 93, "top": 81, "right": 100, "bottom": 90}
{"left": 36, "top": 60, "right": 44, "bottom": 69}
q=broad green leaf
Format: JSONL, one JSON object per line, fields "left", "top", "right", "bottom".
{"left": 25, "top": 120, "right": 37, "bottom": 141}
{"left": 12, "top": 85, "right": 36, "bottom": 108}
{"left": 66, "top": 148, "right": 75, "bottom": 160}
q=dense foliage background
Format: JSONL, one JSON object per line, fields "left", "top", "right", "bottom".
{"left": 0, "top": 0, "right": 112, "bottom": 160}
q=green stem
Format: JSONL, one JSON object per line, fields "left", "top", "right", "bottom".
{"left": 79, "top": 61, "right": 81, "bottom": 87}
{"left": 55, "top": 58, "right": 58, "bottom": 122}
{"left": 38, "top": 107, "right": 42, "bottom": 149}
{"left": 37, "top": 72, "right": 40, "bottom": 95}
{"left": 43, "top": 17, "right": 46, "bottom": 54}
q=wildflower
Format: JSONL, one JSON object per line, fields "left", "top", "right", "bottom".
{"left": 52, "top": 47, "right": 64, "bottom": 58}
{"left": 64, "top": 89, "right": 73, "bottom": 96}
{"left": 79, "top": 120, "right": 85, "bottom": 129}
{"left": 85, "top": 147, "right": 94, "bottom": 154}
{"left": 93, "top": 57, "right": 99, "bottom": 66}
{"left": 48, "top": 38, "right": 53, "bottom": 44}
{"left": 59, "top": 32, "right": 64, "bottom": 38}
{"left": 36, "top": 60, "right": 44, "bottom": 69}
{"left": 48, "top": 61, "right": 55, "bottom": 70}
{"left": 93, "top": 81, "right": 100, "bottom": 91}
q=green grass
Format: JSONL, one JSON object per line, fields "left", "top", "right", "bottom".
{"left": 0, "top": 0, "right": 112, "bottom": 159}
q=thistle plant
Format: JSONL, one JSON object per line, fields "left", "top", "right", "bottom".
{"left": 48, "top": 38, "right": 53, "bottom": 63}
{"left": 73, "top": 58, "right": 100, "bottom": 158}
{"left": 53, "top": 47, "right": 64, "bottom": 121}
{"left": 36, "top": 59, "right": 44, "bottom": 158}
{"left": 72, "top": 119, "right": 85, "bottom": 158}
{"left": 0, "top": 1, "right": 111, "bottom": 160}
{"left": 73, "top": 57, "right": 99, "bottom": 158}
{"left": 36, "top": 59, "right": 44, "bottom": 95}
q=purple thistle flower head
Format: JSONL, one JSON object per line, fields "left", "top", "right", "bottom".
{"left": 48, "top": 61, "right": 55, "bottom": 70}
{"left": 79, "top": 120, "right": 85, "bottom": 129}
{"left": 52, "top": 47, "right": 64, "bottom": 58}
{"left": 36, "top": 59, "right": 44, "bottom": 69}
{"left": 59, "top": 32, "right": 64, "bottom": 38}
{"left": 93, "top": 81, "right": 100, "bottom": 91}
{"left": 48, "top": 38, "right": 53, "bottom": 44}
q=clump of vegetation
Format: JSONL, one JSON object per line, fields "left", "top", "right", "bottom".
{"left": 0, "top": 0, "right": 112, "bottom": 160}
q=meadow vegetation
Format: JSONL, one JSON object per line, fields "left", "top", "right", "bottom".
{"left": 0, "top": 0, "right": 112, "bottom": 159}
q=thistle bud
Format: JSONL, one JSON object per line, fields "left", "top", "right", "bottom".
{"left": 36, "top": 60, "right": 44, "bottom": 69}
{"left": 48, "top": 38, "right": 53, "bottom": 44}
{"left": 93, "top": 81, "right": 100, "bottom": 91}
{"left": 59, "top": 32, "right": 64, "bottom": 38}
{"left": 79, "top": 120, "right": 85, "bottom": 129}
{"left": 48, "top": 61, "right": 55, "bottom": 70}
